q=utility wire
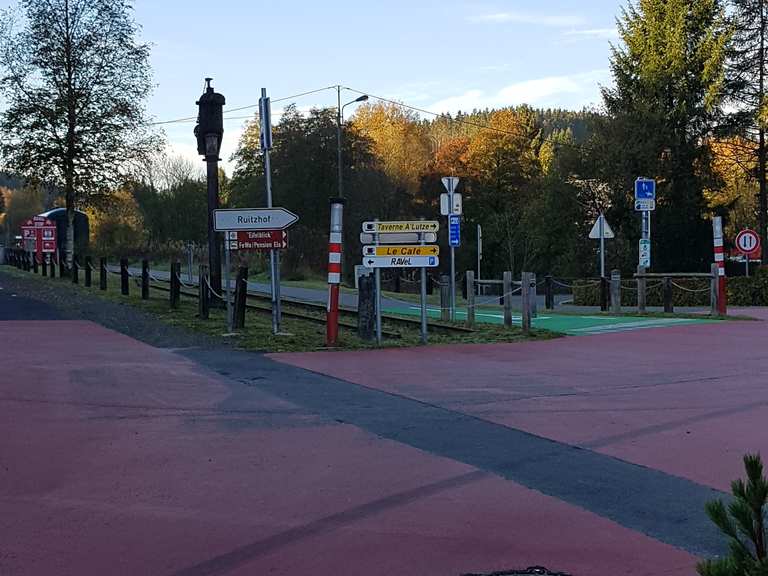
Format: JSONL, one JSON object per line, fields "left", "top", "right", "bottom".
{"left": 150, "top": 84, "right": 338, "bottom": 126}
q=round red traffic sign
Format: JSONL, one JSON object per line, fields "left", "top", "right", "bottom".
{"left": 735, "top": 229, "right": 761, "bottom": 257}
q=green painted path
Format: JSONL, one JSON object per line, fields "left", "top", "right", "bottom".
{"left": 384, "top": 304, "right": 719, "bottom": 335}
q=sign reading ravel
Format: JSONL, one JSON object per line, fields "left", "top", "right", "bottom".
{"left": 362, "top": 221, "right": 439, "bottom": 234}
{"left": 228, "top": 230, "right": 288, "bottom": 251}
{"left": 364, "top": 245, "right": 439, "bottom": 257}
{"left": 363, "top": 255, "right": 439, "bottom": 268}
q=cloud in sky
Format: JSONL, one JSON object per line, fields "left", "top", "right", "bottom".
{"left": 563, "top": 28, "right": 620, "bottom": 41}
{"left": 470, "top": 11, "right": 587, "bottom": 28}
{"left": 427, "top": 70, "right": 610, "bottom": 114}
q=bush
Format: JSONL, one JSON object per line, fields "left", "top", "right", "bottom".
{"left": 728, "top": 268, "right": 768, "bottom": 306}
{"left": 572, "top": 277, "right": 711, "bottom": 307}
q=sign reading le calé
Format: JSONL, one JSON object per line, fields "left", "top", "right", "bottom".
{"left": 214, "top": 208, "right": 299, "bottom": 231}
{"left": 364, "top": 245, "right": 439, "bottom": 257}
{"left": 362, "top": 221, "right": 439, "bottom": 234}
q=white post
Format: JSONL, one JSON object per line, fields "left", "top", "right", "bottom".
{"left": 224, "top": 237, "right": 232, "bottom": 333}
{"left": 477, "top": 224, "right": 482, "bottom": 296}
{"left": 599, "top": 213, "right": 605, "bottom": 278}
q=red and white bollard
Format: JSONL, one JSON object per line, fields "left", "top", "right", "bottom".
{"left": 326, "top": 198, "right": 345, "bottom": 347}
{"left": 713, "top": 216, "right": 727, "bottom": 315}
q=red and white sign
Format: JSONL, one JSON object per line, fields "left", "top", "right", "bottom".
{"left": 227, "top": 229, "right": 288, "bottom": 251}
{"left": 20, "top": 216, "right": 57, "bottom": 261}
{"left": 735, "top": 229, "right": 761, "bottom": 257}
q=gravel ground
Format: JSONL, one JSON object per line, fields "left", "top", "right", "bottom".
{"left": 0, "top": 267, "right": 220, "bottom": 349}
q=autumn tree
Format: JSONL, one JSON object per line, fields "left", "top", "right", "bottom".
{"left": 0, "top": 0, "right": 160, "bottom": 266}
{"left": 726, "top": 0, "right": 768, "bottom": 261}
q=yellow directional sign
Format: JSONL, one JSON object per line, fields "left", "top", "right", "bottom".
{"left": 364, "top": 245, "right": 439, "bottom": 257}
{"left": 362, "top": 221, "right": 439, "bottom": 233}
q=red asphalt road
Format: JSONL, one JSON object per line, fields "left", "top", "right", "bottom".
{"left": 0, "top": 320, "right": 700, "bottom": 575}
{"left": 274, "top": 309, "right": 768, "bottom": 495}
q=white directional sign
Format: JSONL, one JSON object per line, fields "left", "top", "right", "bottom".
{"left": 360, "top": 232, "right": 437, "bottom": 244}
{"left": 440, "top": 193, "right": 462, "bottom": 216}
{"left": 589, "top": 216, "right": 615, "bottom": 239}
{"left": 364, "top": 245, "right": 439, "bottom": 257}
{"left": 363, "top": 255, "right": 439, "bottom": 268}
{"left": 362, "top": 221, "right": 439, "bottom": 233}
{"left": 214, "top": 208, "right": 299, "bottom": 231}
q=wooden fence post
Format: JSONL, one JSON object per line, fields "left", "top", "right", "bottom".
{"left": 544, "top": 275, "right": 554, "bottom": 310}
{"left": 439, "top": 274, "right": 450, "bottom": 322}
{"left": 50, "top": 255, "right": 56, "bottom": 277}
{"left": 32, "top": 255, "right": 38, "bottom": 274}
{"left": 170, "top": 261, "right": 180, "bottom": 309}
{"left": 84, "top": 256, "right": 92, "bottom": 287}
{"left": 120, "top": 258, "right": 129, "bottom": 295}
{"left": 465, "top": 270, "right": 475, "bottom": 327}
{"left": 141, "top": 260, "right": 149, "bottom": 300}
{"left": 610, "top": 269, "right": 621, "bottom": 313}
{"left": 600, "top": 276, "right": 609, "bottom": 311}
{"left": 199, "top": 265, "right": 210, "bottom": 319}
{"left": 99, "top": 257, "right": 107, "bottom": 291}
{"left": 41, "top": 256, "right": 47, "bottom": 277}
{"left": 58, "top": 253, "right": 66, "bottom": 278}
{"left": 663, "top": 276, "right": 674, "bottom": 313}
{"left": 72, "top": 257, "right": 79, "bottom": 284}
{"left": 637, "top": 266, "right": 646, "bottom": 313}
{"left": 233, "top": 266, "right": 249, "bottom": 329}
{"left": 521, "top": 272, "right": 532, "bottom": 334}
{"left": 503, "top": 271, "right": 513, "bottom": 328}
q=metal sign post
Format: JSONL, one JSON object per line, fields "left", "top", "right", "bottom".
{"left": 419, "top": 221, "right": 428, "bottom": 345}
{"left": 442, "top": 177, "right": 460, "bottom": 321}
{"left": 477, "top": 224, "right": 482, "bottom": 296}
{"left": 374, "top": 219, "right": 382, "bottom": 345}
{"left": 260, "top": 88, "right": 280, "bottom": 335}
{"left": 599, "top": 213, "right": 605, "bottom": 278}
{"left": 224, "top": 234, "right": 233, "bottom": 333}
{"left": 635, "top": 178, "right": 656, "bottom": 270}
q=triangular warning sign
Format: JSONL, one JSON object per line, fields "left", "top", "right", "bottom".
{"left": 589, "top": 216, "right": 615, "bottom": 239}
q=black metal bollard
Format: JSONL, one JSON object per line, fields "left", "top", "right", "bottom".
{"left": 120, "top": 258, "right": 129, "bottom": 295}
{"left": 233, "top": 266, "right": 249, "bottom": 329}
{"left": 84, "top": 256, "right": 92, "bottom": 287}
{"left": 32, "top": 255, "right": 39, "bottom": 274}
{"left": 141, "top": 259, "right": 149, "bottom": 300}
{"left": 59, "top": 255, "right": 66, "bottom": 278}
{"left": 545, "top": 275, "right": 554, "bottom": 310}
{"left": 49, "top": 255, "right": 56, "bottom": 277}
{"left": 198, "top": 265, "right": 210, "bottom": 319}
{"left": 600, "top": 277, "right": 609, "bottom": 311}
{"left": 99, "top": 257, "right": 107, "bottom": 291}
{"left": 41, "top": 256, "right": 48, "bottom": 277}
{"left": 72, "top": 257, "right": 79, "bottom": 284}
{"left": 170, "top": 261, "right": 180, "bottom": 309}
{"left": 663, "top": 277, "right": 674, "bottom": 313}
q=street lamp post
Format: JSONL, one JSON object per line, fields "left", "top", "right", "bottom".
{"left": 336, "top": 87, "right": 368, "bottom": 198}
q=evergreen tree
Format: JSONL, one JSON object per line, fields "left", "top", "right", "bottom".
{"left": 600, "top": 0, "right": 730, "bottom": 271}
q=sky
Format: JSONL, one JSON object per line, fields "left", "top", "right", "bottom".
{"left": 4, "top": 0, "right": 627, "bottom": 173}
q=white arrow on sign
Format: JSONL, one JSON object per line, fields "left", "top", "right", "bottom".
{"left": 363, "top": 255, "right": 440, "bottom": 269}
{"left": 442, "top": 176, "right": 459, "bottom": 193}
{"left": 214, "top": 208, "right": 299, "bottom": 231}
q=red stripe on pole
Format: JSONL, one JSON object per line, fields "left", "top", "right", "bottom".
{"left": 328, "top": 243, "right": 342, "bottom": 253}
{"left": 327, "top": 262, "right": 341, "bottom": 273}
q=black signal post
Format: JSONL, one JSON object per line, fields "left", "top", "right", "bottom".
{"left": 195, "top": 78, "right": 226, "bottom": 301}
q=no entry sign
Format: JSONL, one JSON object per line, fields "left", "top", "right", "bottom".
{"left": 735, "top": 229, "right": 761, "bottom": 257}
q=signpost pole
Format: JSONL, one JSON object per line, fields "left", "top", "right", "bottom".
{"left": 224, "top": 235, "right": 233, "bottom": 333}
{"left": 477, "top": 224, "right": 482, "bottom": 296}
{"left": 449, "top": 178, "right": 456, "bottom": 321}
{"left": 261, "top": 88, "right": 280, "bottom": 335}
{"left": 599, "top": 213, "right": 605, "bottom": 278}
{"left": 419, "top": 222, "right": 427, "bottom": 345}
{"left": 374, "top": 219, "right": 382, "bottom": 345}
